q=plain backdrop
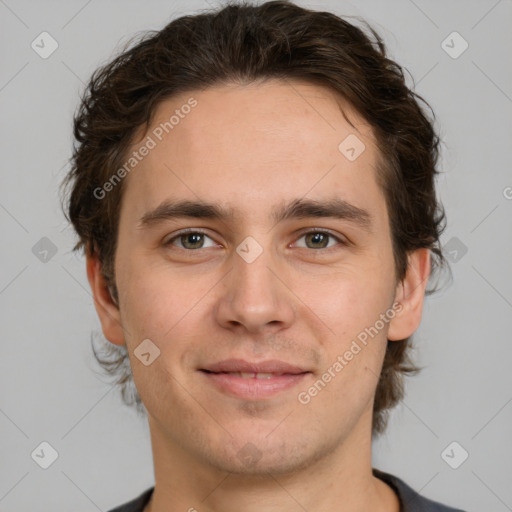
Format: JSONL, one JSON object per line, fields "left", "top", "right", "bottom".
{"left": 1, "top": 1, "right": 511, "bottom": 511}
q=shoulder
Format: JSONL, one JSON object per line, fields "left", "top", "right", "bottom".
{"left": 373, "top": 468, "right": 467, "bottom": 512}
{"left": 106, "top": 487, "right": 154, "bottom": 512}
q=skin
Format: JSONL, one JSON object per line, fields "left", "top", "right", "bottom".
{"left": 87, "top": 79, "right": 430, "bottom": 512}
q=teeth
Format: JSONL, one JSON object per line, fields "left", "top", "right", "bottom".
{"left": 255, "top": 373, "right": 274, "bottom": 379}
{"left": 239, "top": 372, "right": 256, "bottom": 379}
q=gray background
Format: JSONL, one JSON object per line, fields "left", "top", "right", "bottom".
{"left": 1, "top": 0, "right": 511, "bottom": 511}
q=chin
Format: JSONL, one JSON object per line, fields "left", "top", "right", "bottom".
{"left": 202, "top": 432, "right": 334, "bottom": 477}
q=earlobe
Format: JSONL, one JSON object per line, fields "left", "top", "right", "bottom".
{"left": 387, "top": 248, "right": 431, "bottom": 341}
{"left": 86, "top": 249, "right": 125, "bottom": 346}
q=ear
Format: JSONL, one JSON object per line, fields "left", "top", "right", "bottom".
{"left": 86, "top": 248, "right": 125, "bottom": 346}
{"left": 387, "top": 248, "right": 431, "bottom": 341}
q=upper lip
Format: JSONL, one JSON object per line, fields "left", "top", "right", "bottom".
{"left": 201, "top": 359, "right": 309, "bottom": 374}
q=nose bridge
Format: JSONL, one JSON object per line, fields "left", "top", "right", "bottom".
{"left": 215, "top": 234, "right": 294, "bottom": 332}
{"left": 232, "top": 237, "right": 279, "bottom": 308}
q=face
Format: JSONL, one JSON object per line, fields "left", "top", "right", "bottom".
{"left": 89, "top": 79, "right": 428, "bottom": 476}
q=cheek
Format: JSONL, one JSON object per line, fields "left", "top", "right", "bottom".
{"left": 116, "top": 258, "right": 223, "bottom": 356}
{"left": 302, "top": 264, "right": 395, "bottom": 338}
{"left": 117, "top": 266, "right": 204, "bottom": 407}
{"left": 301, "top": 263, "right": 395, "bottom": 408}
{"left": 301, "top": 273, "right": 393, "bottom": 420}
{"left": 116, "top": 261, "right": 185, "bottom": 341}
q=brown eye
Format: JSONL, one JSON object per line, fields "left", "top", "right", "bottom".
{"left": 295, "top": 230, "right": 345, "bottom": 250}
{"left": 178, "top": 233, "right": 205, "bottom": 249}
{"left": 304, "top": 232, "right": 329, "bottom": 249}
{"left": 165, "top": 230, "right": 217, "bottom": 250}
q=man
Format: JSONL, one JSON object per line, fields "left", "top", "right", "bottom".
{"left": 64, "top": 1, "right": 465, "bottom": 510}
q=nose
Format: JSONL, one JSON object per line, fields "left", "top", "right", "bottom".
{"left": 214, "top": 242, "right": 296, "bottom": 334}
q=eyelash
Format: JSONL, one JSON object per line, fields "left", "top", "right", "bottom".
{"left": 163, "top": 228, "right": 348, "bottom": 252}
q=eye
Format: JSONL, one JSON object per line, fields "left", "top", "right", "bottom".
{"left": 164, "top": 229, "right": 218, "bottom": 250}
{"left": 293, "top": 230, "right": 346, "bottom": 250}
{"left": 163, "top": 228, "right": 347, "bottom": 252}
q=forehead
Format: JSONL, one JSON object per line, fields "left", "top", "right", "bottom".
{"left": 120, "top": 79, "right": 384, "bottom": 224}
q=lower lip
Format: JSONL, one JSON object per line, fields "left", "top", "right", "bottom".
{"left": 200, "top": 371, "right": 309, "bottom": 400}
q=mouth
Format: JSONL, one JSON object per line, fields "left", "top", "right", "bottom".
{"left": 199, "top": 359, "right": 311, "bottom": 400}
{"left": 203, "top": 371, "right": 297, "bottom": 379}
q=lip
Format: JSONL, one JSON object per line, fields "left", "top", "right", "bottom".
{"left": 200, "top": 359, "right": 311, "bottom": 400}
{"left": 202, "top": 358, "right": 308, "bottom": 375}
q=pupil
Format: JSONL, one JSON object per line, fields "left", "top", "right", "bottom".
{"left": 184, "top": 233, "right": 203, "bottom": 249}
{"left": 308, "top": 233, "right": 327, "bottom": 248}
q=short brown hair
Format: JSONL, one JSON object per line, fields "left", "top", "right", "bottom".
{"left": 63, "top": 0, "right": 447, "bottom": 437}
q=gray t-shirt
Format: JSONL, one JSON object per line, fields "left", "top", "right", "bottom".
{"left": 108, "top": 468, "right": 466, "bottom": 512}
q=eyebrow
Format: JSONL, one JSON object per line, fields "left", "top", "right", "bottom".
{"left": 138, "top": 197, "right": 373, "bottom": 232}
